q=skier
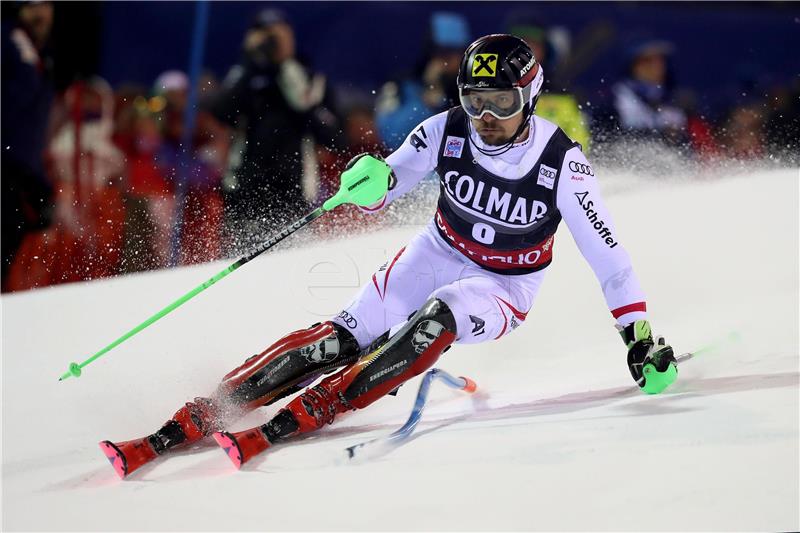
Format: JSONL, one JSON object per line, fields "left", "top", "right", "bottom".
{"left": 101, "top": 34, "right": 677, "bottom": 476}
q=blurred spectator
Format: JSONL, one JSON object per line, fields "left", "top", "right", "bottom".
{"left": 317, "top": 95, "right": 387, "bottom": 235}
{"left": 319, "top": 96, "right": 384, "bottom": 198}
{"left": 375, "top": 11, "right": 470, "bottom": 149}
{"left": 113, "top": 84, "right": 174, "bottom": 272}
{"left": 673, "top": 88, "right": 720, "bottom": 160}
{"left": 7, "top": 77, "right": 127, "bottom": 291}
{"left": 604, "top": 40, "right": 687, "bottom": 143}
{"left": 720, "top": 104, "right": 765, "bottom": 159}
{"left": 49, "top": 77, "right": 125, "bottom": 219}
{"left": 1, "top": 1, "right": 55, "bottom": 289}
{"left": 508, "top": 15, "right": 591, "bottom": 149}
{"left": 48, "top": 78, "right": 126, "bottom": 273}
{"left": 207, "top": 7, "right": 343, "bottom": 249}
{"left": 153, "top": 70, "right": 227, "bottom": 265}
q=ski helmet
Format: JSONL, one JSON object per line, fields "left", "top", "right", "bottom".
{"left": 457, "top": 34, "right": 544, "bottom": 154}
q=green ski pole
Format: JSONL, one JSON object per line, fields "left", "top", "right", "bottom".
{"left": 59, "top": 155, "right": 392, "bottom": 382}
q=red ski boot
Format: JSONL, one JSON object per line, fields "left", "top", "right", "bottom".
{"left": 212, "top": 409, "right": 299, "bottom": 468}
{"left": 213, "top": 381, "right": 350, "bottom": 469}
{"left": 99, "top": 398, "right": 220, "bottom": 478}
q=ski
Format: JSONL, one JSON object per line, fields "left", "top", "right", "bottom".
{"left": 104, "top": 356, "right": 690, "bottom": 478}
{"left": 346, "top": 368, "right": 477, "bottom": 462}
{"left": 213, "top": 427, "right": 272, "bottom": 470}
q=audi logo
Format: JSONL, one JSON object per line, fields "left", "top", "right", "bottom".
{"left": 568, "top": 161, "right": 594, "bottom": 176}
{"left": 539, "top": 167, "right": 556, "bottom": 179}
{"left": 337, "top": 311, "right": 358, "bottom": 329}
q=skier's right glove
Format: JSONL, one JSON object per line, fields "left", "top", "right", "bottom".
{"left": 323, "top": 152, "right": 394, "bottom": 211}
{"left": 344, "top": 153, "right": 396, "bottom": 189}
{"left": 344, "top": 153, "right": 396, "bottom": 212}
{"left": 619, "top": 320, "right": 677, "bottom": 394}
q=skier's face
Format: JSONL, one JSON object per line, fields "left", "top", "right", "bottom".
{"left": 470, "top": 112, "right": 527, "bottom": 146}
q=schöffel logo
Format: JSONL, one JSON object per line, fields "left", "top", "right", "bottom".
{"left": 444, "top": 136, "right": 465, "bottom": 158}
{"left": 574, "top": 191, "right": 618, "bottom": 248}
{"left": 568, "top": 161, "right": 594, "bottom": 176}
{"left": 537, "top": 164, "right": 557, "bottom": 190}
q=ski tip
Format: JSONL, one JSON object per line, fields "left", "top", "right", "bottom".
{"left": 345, "top": 445, "right": 356, "bottom": 460}
{"left": 460, "top": 376, "right": 478, "bottom": 393}
{"left": 213, "top": 432, "right": 243, "bottom": 470}
{"left": 99, "top": 440, "right": 128, "bottom": 479}
{"left": 345, "top": 443, "right": 365, "bottom": 461}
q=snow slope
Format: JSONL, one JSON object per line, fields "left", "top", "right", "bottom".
{"left": 2, "top": 168, "right": 799, "bottom": 531}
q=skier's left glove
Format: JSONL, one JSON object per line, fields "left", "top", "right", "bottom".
{"left": 619, "top": 320, "right": 677, "bottom": 394}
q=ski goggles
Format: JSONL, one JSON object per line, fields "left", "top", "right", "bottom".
{"left": 459, "top": 64, "right": 544, "bottom": 120}
{"left": 459, "top": 86, "right": 529, "bottom": 120}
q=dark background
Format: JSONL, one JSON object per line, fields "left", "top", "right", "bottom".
{"left": 51, "top": 1, "right": 800, "bottom": 117}
{"left": 3, "top": 1, "right": 798, "bottom": 293}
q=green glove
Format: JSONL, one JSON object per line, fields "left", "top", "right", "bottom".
{"left": 323, "top": 153, "right": 395, "bottom": 211}
{"left": 619, "top": 320, "right": 678, "bottom": 394}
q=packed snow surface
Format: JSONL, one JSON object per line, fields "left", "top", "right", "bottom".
{"left": 2, "top": 167, "right": 799, "bottom": 531}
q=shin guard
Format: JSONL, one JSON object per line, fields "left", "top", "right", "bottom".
{"left": 218, "top": 321, "right": 360, "bottom": 411}
{"left": 270, "top": 298, "right": 458, "bottom": 441}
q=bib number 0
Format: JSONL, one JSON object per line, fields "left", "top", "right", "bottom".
{"left": 471, "top": 223, "right": 496, "bottom": 245}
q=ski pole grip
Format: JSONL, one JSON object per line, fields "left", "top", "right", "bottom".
{"left": 323, "top": 155, "right": 392, "bottom": 211}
